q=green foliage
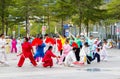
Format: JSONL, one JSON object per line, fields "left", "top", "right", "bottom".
{"left": 107, "top": 0, "right": 120, "bottom": 19}
{"left": 0, "top": 0, "right": 119, "bottom": 36}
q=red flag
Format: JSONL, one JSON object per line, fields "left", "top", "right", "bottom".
{"left": 57, "top": 39, "right": 62, "bottom": 51}
{"left": 45, "top": 37, "right": 55, "bottom": 45}
{"left": 31, "top": 38, "right": 42, "bottom": 46}
{"left": 72, "top": 42, "right": 78, "bottom": 48}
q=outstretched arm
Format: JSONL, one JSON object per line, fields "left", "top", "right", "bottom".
{"left": 69, "top": 32, "right": 76, "bottom": 39}
{"left": 56, "top": 32, "right": 62, "bottom": 38}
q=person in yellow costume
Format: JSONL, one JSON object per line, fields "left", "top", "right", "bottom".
{"left": 56, "top": 32, "right": 66, "bottom": 55}
{"left": 109, "top": 41, "right": 113, "bottom": 48}
{"left": 5, "top": 36, "right": 11, "bottom": 53}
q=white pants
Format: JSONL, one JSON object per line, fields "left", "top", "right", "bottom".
{"left": 64, "top": 51, "right": 76, "bottom": 66}
{"left": 0, "top": 51, "right": 7, "bottom": 63}
{"left": 17, "top": 45, "right": 22, "bottom": 53}
{"left": 100, "top": 49, "right": 108, "bottom": 61}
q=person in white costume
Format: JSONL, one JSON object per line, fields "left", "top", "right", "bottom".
{"left": 80, "top": 42, "right": 92, "bottom": 64}
{"left": 0, "top": 34, "right": 9, "bottom": 66}
{"left": 64, "top": 47, "right": 77, "bottom": 67}
{"left": 101, "top": 39, "right": 112, "bottom": 61}
{"left": 17, "top": 37, "right": 22, "bottom": 53}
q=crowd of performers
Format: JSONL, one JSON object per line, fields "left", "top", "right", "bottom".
{"left": 0, "top": 32, "right": 113, "bottom": 67}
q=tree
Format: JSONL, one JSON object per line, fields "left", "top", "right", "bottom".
{"left": 52, "top": 0, "right": 74, "bottom": 35}
{"left": 107, "top": 0, "right": 120, "bottom": 19}
{"left": 0, "top": 0, "right": 15, "bottom": 34}
{"left": 70, "top": 0, "right": 105, "bottom": 35}
{"left": 12, "top": 0, "right": 42, "bottom": 37}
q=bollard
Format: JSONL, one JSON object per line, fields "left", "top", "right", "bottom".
{"left": 119, "top": 42, "right": 120, "bottom": 49}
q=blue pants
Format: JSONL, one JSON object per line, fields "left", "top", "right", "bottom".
{"left": 92, "top": 53, "right": 100, "bottom": 62}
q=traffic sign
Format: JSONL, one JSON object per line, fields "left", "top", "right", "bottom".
{"left": 116, "top": 28, "right": 120, "bottom": 35}
{"left": 42, "top": 26, "right": 46, "bottom": 35}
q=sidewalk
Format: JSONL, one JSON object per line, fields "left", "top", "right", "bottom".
{"left": 0, "top": 48, "right": 119, "bottom": 79}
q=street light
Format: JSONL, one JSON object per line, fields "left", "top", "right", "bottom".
{"left": 68, "top": 22, "right": 77, "bottom": 37}
{"left": 114, "top": 24, "right": 116, "bottom": 41}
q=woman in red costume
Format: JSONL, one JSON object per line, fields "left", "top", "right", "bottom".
{"left": 42, "top": 46, "right": 58, "bottom": 68}
{"left": 17, "top": 37, "right": 37, "bottom": 67}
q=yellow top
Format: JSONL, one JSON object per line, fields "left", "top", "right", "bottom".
{"left": 60, "top": 36, "right": 66, "bottom": 46}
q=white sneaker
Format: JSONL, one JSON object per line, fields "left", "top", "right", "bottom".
{"left": 4, "top": 62, "right": 10, "bottom": 66}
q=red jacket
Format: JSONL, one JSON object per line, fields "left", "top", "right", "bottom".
{"left": 42, "top": 50, "right": 56, "bottom": 62}
{"left": 57, "top": 39, "right": 62, "bottom": 51}
{"left": 22, "top": 42, "right": 33, "bottom": 57}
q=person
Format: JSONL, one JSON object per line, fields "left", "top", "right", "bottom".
{"left": 34, "top": 37, "right": 46, "bottom": 62}
{"left": 5, "top": 36, "right": 11, "bottom": 53}
{"left": 84, "top": 35, "right": 94, "bottom": 58}
{"left": 44, "top": 34, "right": 51, "bottom": 53}
{"left": 101, "top": 39, "right": 112, "bottom": 61}
{"left": 17, "top": 37, "right": 37, "bottom": 67}
{"left": 42, "top": 46, "right": 58, "bottom": 68}
{"left": 56, "top": 32, "right": 66, "bottom": 55}
{"left": 17, "top": 37, "right": 22, "bottom": 53}
{"left": 56, "top": 38, "right": 62, "bottom": 55}
{"left": 58, "top": 39, "right": 71, "bottom": 65}
{"left": 74, "top": 35, "right": 82, "bottom": 61}
{"left": 11, "top": 38, "right": 17, "bottom": 53}
{"left": 0, "top": 34, "right": 9, "bottom": 66}
{"left": 64, "top": 47, "right": 77, "bottom": 67}
{"left": 80, "top": 42, "right": 92, "bottom": 64}
{"left": 92, "top": 40, "right": 100, "bottom": 63}
{"left": 69, "top": 32, "right": 82, "bottom": 61}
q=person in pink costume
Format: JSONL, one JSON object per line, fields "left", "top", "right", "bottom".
{"left": 11, "top": 38, "right": 17, "bottom": 53}
{"left": 58, "top": 39, "right": 72, "bottom": 65}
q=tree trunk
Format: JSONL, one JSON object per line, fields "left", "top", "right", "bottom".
{"left": 86, "top": 22, "right": 89, "bottom": 37}
{"left": 61, "top": 18, "right": 64, "bottom": 35}
{"left": 78, "top": 0, "right": 82, "bottom": 35}
{"left": 47, "top": 1, "right": 50, "bottom": 33}
{"left": 25, "top": 15, "right": 29, "bottom": 37}
{"left": 25, "top": 5, "right": 30, "bottom": 37}
{"left": 79, "top": 14, "right": 82, "bottom": 35}
{"left": 5, "top": 21, "right": 8, "bottom": 36}
{"left": 1, "top": 0, "right": 5, "bottom": 34}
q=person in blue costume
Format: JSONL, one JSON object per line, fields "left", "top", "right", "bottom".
{"left": 34, "top": 37, "right": 46, "bottom": 62}
{"left": 84, "top": 35, "right": 94, "bottom": 58}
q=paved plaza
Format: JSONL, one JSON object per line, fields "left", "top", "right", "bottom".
{"left": 0, "top": 48, "right": 120, "bottom": 79}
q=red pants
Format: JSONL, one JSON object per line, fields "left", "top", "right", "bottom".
{"left": 17, "top": 55, "right": 37, "bottom": 67}
{"left": 43, "top": 59, "right": 53, "bottom": 67}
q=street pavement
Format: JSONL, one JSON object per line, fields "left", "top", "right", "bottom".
{"left": 0, "top": 48, "right": 120, "bottom": 79}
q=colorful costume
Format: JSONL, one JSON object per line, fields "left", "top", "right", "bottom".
{"left": 59, "top": 44, "right": 71, "bottom": 64}
{"left": 42, "top": 50, "right": 56, "bottom": 67}
{"left": 17, "top": 39, "right": 22, "bottom": 53}
{"left": 57, "top": 39, "right": 62, "bottom": 55}
{"left": 80, "top": 46, "right": 92, "bottom": 64}
{"left": 0, "top": 38, "right": 8, "bottom": 65}
{"left": 11, "top": 39, "right": 17, "bottom": 53}
{"left": 101, "top": 43, "right": 111, "bottom": 61}
{"left": 74, "top": 38, "right": 81, "bottom": 61}
{"left": 5, "top": 38, "right": 11, "bottom": 53}
{"left": 17, "top": 42, "right": 37, "bottom": 67}
{"left": 64, "top": 50, "right": 76, "bottom": 66}
{"left": 34, "top": 43, "right": 46, "bottom": 60}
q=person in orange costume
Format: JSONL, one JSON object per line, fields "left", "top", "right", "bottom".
{"left": 42, "top": 46, "right": 58, "bottom": 68}
{"left": 17, "top": 37, "right": 37, "bottom": 67}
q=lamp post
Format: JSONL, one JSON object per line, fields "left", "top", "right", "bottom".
{"left": 110, "top": 25, "right": 113, "bottom": 40}
{"left": 15, "top": 17, "right": 21, "bottom": 37}
{"left": 114, "top": 23, "right": 117, "bottom": 41}
{"left": 18, "top": 23, "right": 20, "bottom": 37}
{"left": 68, "top": 22, "right": 74, "bottom": 37}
